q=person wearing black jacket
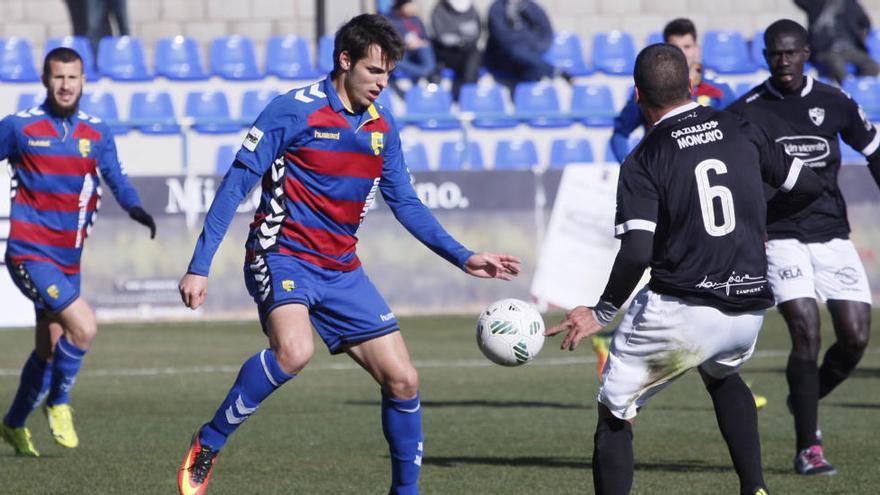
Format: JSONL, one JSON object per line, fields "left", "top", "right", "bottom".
{"left": 795, "top": 0, "right": 879, "bottom": 83}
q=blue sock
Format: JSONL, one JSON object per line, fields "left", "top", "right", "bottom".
{"left": 47, "top": 336, "right": 88, "bottom": 406}
{"left": 199, "top": 349, "right": 294, "bottom": 451}
{"left": 382, "top": 392, "right": 423, "bottom": 495}
{"left": 4, "top": 352, "right": 52, "bottom": 427}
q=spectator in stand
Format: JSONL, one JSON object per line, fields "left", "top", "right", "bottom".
{"left": 484, "top": 0, "right": 572, "bottom": 91}
{"left": 65, "top": 0, "right": 131, "bottom": 58}
{"left": 796, "top": 0, "right": 879, "bottom": 84}
{"left": 386, "top": 0, "right": 438, "bottom": 86}
{"left": 430, "top": 0, "right": 482, "bottom": 101}
{"left": 607, "top": 18, "right": 736, "bottom": 164}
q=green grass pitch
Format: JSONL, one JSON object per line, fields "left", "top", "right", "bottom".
{"left": 1, "top": 310, "right": 878, "bottom": 493}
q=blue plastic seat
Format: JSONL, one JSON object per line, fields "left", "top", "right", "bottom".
{"left": 495, "top": 139, "right": 538, "bottom": 170}
{"left": 571, "top": 84, "right": 615, "bottom": 127}
{"left": 868, "top": 28, "right": 880, "bottom": 59}
{"left": 210, "top": 36, "right": 262, "bottom": 80}
{"left": 185, "top": 91, "right": 240, "bottom": 134}
{"left": 592, "top": 31, "right": 636, "bottom": 75}
{"left": 80, "top": 92, "right": 128, "bottom": 135}
{"left": 1, "top": 37, "right": 39, "bottom": 82}
{"left": 97, "top": 36, "right": 152, "bottom": 81}
{"left": 241, "top": 89, "right": 280, "bottom": 122}
{"left": 843, "top": 77, "right": 880, "bottom": 120}
{"left": 155, "top": 36, "right": 208, "bottom": 80}
{"left": 544, "top": 32, "right": 591, "bottom": 76}
{"left": 129, "top": 91, "right": 180, "bottom": 134}
{"left": 403, "top": 84, "right": 459, "bottom": 130}
{"left": 549, "top": 138, "right": 594, "bottom": 167}
{"left": 459, "top": 83, "right": 517, "bottom": 129}
{"left": 734, "top": 81, "right": 756, "bottom": 98}
{"left": 644, "top": 32, "right": 663, "bottom": 47}
{"left": 45, "top": 36, "right": 99, "bottom": 80}
{"left": 840, "top": 137, "right": 866, "bottom": 165}
{"left": 604, "top": 135, "right": 641, "bottom": 163}
{"left": 438, "top": 141, "right": 484, "bottom": 170}
{"left": 402, "top": 141, "right": 430, "bottom": 171}
{"left": 703, "top": 30, "right": 755, "bottom": 74}
{"left": 750, "top": 31, "right": 767, "bottom": 69}
{"left": 374, "top": 89, "right": 395, "bottom": 114}
{"left": 513, "top": 82, "right": 572, "bottom": 128}
{"left": 317, "top": 35, "right": 335, "bottom": 74}
{"left": 16, "top": 93, "right": 43, "bottom": 111}
{"left": 215, "top": 144, "right": 238, "bottom": 174}
{"left": 266, "top": 35, "right": 319, "bottom": 79}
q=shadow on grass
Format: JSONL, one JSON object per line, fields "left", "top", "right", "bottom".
{"left": 345, "top": 399, "right": 587, "bottom": 410}
{"left": 424, "top": 455, "right": 587, "bottom": 469}
{"left": 828, "top": 401, "right": 880, "bottom": 409}
{"left": 635, "top": 460, "right": 790, "bottom": 475}
{"left": 850, "top": 367, "right": 880, "bottom": 378}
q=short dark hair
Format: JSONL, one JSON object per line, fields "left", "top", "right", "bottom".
{"left": 42, "top": 47, "right": 83, "bottom": 77}
{"left": 332, "top": 14, "right": 405, "bottom": 75}
{"left": 663, "top": 18, "right": 697, "bottom": 42}
{"left": 764, "top": 19, "right": 808, "bottom": 48}
{"left": 634, "top": 43, "right": 691, "bottom": 109}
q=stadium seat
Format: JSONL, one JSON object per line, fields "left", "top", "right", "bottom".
{"left": 702, "top": 30, "right": 756, "bottom": 74}
{"left": 241, "top": 89, "right": 280, "bottom": 122}
{"left": 215, "top": 144, "right": 238, "bottom": 174}
{"left": 154, "top": 36, "right": 209, "bottom": 80}
{"left": 16, "top": 92, "right": 43, "bottom": 111}
{"left": 604, "top": 135, "right": 641, "bottom": 163}
{"left": 459, "top": 83, "right": 517, "bottom": 129}
{"left": 129, "top": 91, "right": 180, "bottom": 134}
{"left": 45, "top": 36, "right": 99, "bottom": 80}
{"left": 840, "top": 137, "right": 866, "bottom": 165}
{"left": 570, "top": 84, "right": 616, "bottom": 127}
{"left": 544, "top": 32, "right": 592, "bottom": 76}
{"left": 185, "top": 91, "right": 240, "bottom": 134}
{"left": 209, "top": 36, "right": 262, "bottom": 80}
{"left": 266, "top": 35, "right": 320, "bottom": 79}
{"left": 735, "top": 81, "right": 757, "bottom": 98}
{"left": 402, "top": 140, "right": 430, "bottom": 171}
{"left": 0, "top": 37, "right": 39, "bottom": 82}
{"left": 80, "top": 91, "right": 128, "bottom": 135}
{"left": 317, "top": 35, "right": 335, "bottom": 74}
{"left": 645, "top": 32, "right": 663, "bottom": 47}
{"left": 495, "top": 139, "right": 539, "bottom": 170}
{"left": 97, "top": 36, "right": 152, "bottom": 81}
{"left": 843, "top": 77, "right": 880, "bottom": 120}
{"left": 592, "top": 31, "right": 636, "bottom": 75}
{"left": 403, "top": 84, "right": 459, "bottom": 130}
{"left": 438, "top": 140, "right": 484, "bottom": 170}
{"left": 750, "top": 31, "right": 768, "bottom": 69}
{"left": 868, "top": 28, "right": 880, "bottom": 60}
{"left": 549, "top": 138, "right": 594, "bottom": 167}
{"left": 374, "top": 88, "right": 395, "bottom": 114}
{"left": 513, "top": 82, "right": 572, "bottom": 128}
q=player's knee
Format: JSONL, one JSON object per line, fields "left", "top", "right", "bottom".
{"left": 272, "top": 339, "right": 314, "bottom": 374}
{"left": 385, "top": 368, "right": 419, "bottom": 400}
{"left": 840, "top": 328, "right": 870, "bottom": 354}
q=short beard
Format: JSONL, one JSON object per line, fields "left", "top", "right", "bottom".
{"left": 45, "top": 92, "right": 81, "bottom": 119}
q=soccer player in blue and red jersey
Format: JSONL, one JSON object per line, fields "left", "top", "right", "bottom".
{"left": 176, "top": 14, "right": 520, "bottom": 495}
{"left": 0, "top": 47, "right": 155, "bottom": 456}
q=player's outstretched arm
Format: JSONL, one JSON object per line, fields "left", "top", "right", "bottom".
{"left": 463, "top": 252, "right": 521, "bottom": 280}
{"left": 179, "top": 273, "right": 208, "bottom": 310}
{"left": 128, "top": 206, "right": 156, "bottom": 239}
{"left": 545, "top": 306, "right": 603, "bottom": 351}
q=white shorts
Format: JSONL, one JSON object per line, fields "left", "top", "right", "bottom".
{"left": 766, "top": 238, "right": 872, "bottom": 305}
{"left": 597, "top": 288, "right": 764, "bottom": 421}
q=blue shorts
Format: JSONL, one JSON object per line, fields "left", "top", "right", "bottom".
{"left": 244, "top": 252, "right": 399, "bottom": 354}
{"left": 6, "top": 257, "right": 80, "bottom": 315}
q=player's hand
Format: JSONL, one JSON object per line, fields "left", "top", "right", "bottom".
{"left": 463, "top": 252, "right": 521, "bottom": 280}
{"left": 179, "top": 273, "right": 208, "bottom": 309}
{"left": 545, "top": 306, "right": 603, "bottom": 351}
{"left": 129, "top": 206, "right": 156, "bottom": 239}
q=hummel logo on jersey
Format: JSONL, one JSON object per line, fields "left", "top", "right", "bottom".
{"left": 27, "top": 139, "right": 50, "bottom": 147}
{"left": 809, "top": 107, "right": 825, "bottom": 126}
{"left": 314, "top": 130, "right": 340, "bottom": 140}
{"left": 380, "top": 311, "right": 395, "bottom": 322}
{"left": 294, "top": 83, "right": 327, "bottom": 103}
{"left": 243, "top": 126, "right": 264, "bottom": 151}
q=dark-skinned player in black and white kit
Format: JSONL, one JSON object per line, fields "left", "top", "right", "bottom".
{"left": 546, "top": 44, "right": 822, "bottom": 495}
{"left": 727, "top": 19, "right": 880, "bottom": 476}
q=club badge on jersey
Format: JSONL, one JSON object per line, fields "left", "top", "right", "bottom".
{"left": 370, "top": 132, "right": 384, "bottom": 155}
{"left": 809, "top": 107, "right": 825, "bottom": 126}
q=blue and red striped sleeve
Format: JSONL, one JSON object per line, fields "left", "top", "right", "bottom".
{"left": 379, "top": 114, "right": 473, "bottom": 269}
{"left": 0, "top": 115, "right": 17, "bottom": 160}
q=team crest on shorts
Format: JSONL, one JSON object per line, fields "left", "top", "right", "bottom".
{"left": 78, "top": 139, "right": 91, "bottom": 157}
{"left": 281, "top": 279, "right": 295, "bottom": 292}
{"left": 46, "top": 284, "right": 60, "bottom": 300}
{"left": 370, "top": 132, "right": 384, "bottom": 155}
{"left": 808, "top": 107, "right": 825, "bottom": 126}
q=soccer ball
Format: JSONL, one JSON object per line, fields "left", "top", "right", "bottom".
{"left": 476, "top": 298, "right": 545, "bottom": 366}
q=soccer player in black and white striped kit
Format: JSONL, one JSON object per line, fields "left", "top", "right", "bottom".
{"left": 547, "top": 44, "right": 822, "bottom": 494}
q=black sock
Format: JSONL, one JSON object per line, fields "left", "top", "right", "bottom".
{"left": 786, "top": 355, "right": 819, "bottom": 450}
{"left": 705, "top": 373, "right": 767, "bottom": 494}
{"left": 593, "top": 416, "right": 633, "bottom": 495}
{"left": 818, "top": 343, "right": 863, "bottom": 399}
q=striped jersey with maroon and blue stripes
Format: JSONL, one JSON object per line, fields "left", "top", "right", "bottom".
{"left": 0, "top": 103, "right": 142, "bottom": 274}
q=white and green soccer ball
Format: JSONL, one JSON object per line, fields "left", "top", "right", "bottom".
{"left": 476, "top": 298, "right": 545, "bottom": 367}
